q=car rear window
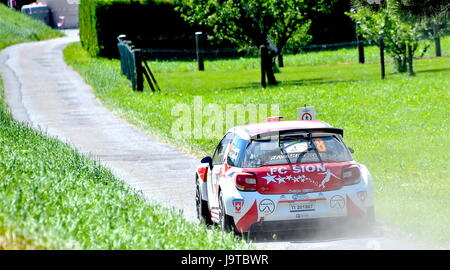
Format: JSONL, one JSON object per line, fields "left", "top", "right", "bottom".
{"left": 241, "top": 135, "right": 352, "bottom": 167}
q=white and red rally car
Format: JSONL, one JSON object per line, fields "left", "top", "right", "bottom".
{"left": 195, "top": 118, "right": 374, "bottom": 234}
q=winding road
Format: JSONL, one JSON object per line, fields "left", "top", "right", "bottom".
{"left": 0, "top": 30, "right": 433, "bottom": 250}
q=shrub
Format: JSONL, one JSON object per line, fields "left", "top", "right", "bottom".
{"left": 79, "top": 0, "right": 200, "bottom": 58}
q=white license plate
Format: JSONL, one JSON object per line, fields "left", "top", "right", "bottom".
{"left": 289, "top": 202, "right": 315, "bottom": 212}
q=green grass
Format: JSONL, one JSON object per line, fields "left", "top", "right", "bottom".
{"left": 0, "top": 4, "right": 249, "bottom": 250}
{"left": 0, "top": 79, "right": 250, "bottom": 250}
{"left": 1, "top": 2, "right": 61, "bottom": 249}
{"left": 65, "top": 41, "right": 450, "bottom": 248}
{"left": 0, "top": 4, "right": 63, "bottom": 50}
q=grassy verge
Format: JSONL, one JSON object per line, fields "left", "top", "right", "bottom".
{"left": 1, "top": 3, "right": 60, "bottom": 249}
{"left": 0, "top": 5, "right": 249, "bottom": 250}
{"left": 65, "top": 42, "right": 450, "bottom": 248}
{"left": 0, "top": 4, "right": 63, "bottom": 50}
{"left": 0, "top": 78, "right": 250, "bottom": 250}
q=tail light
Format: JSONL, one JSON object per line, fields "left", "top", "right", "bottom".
{"left": 234, "top": 173, "right": 258, "bottom": 192}
{"left": 341, "top": 165, "right": 361, "bottom": 186}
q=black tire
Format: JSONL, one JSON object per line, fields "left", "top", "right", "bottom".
{"left": 196, "top": 182, "right": 212, "bottom": 225}
{"left": 218, "top": 192, "right": 235, "bottom": 232}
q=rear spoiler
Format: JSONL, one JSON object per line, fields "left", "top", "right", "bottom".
{"left": 250, "top": 127, "right": 344, "bottom": 140}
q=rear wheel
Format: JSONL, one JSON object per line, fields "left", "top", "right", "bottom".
{"left": 218, "top": 192, "right": 235, "bottom": 232}
{"left": 195, "top": 181, "right": 212, "bottom": 225}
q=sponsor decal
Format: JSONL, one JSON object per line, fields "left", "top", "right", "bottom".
{"left": 346, "top": 195, "right": 365, "bottom": 217}
{"left": 357, "top": 191, "right": 367, "bottom": 203}
{"left": 314, "top": 138, "right": 327, "bottom": 152}
{"left": 259, "top": 199, "right": 275, "bottom": 215}
{"left": 317, "top": 170, "right": 341, "bottom": 188}
{"left": 295, "top": 213, "right": 310, "bottom": 219}
{"left": 261, "top": 165, "right": 341, "bottom": 189}
{"left": 235, "top": 201, "right": 258, "bottom": 233}
{"left": 330, "top": 195, "right": 345, "bottom": 209}
{"left": 288, "top": 189, "right": 315, "bottom": 194}
{"left": 232, "top": 199, "right": 244, "bottom": 213}
{"left": 292, "top": 194, "right": 309, "bottom": 201}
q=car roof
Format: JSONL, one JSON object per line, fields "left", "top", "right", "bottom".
{"left": 230, "top": 120, "right": 334, "bottom": 139}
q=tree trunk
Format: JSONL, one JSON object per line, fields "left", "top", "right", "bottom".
{"left": 278, "top": 54, "right": 284, "bottom": 68}
{"left": 260, "top": 46, "right": 277, "bottom": 86}
{"left": 265, "top": 55, "right": 278, "bottom": 85}
{"left": 433, "top": 23, "right": 442, "bottom": 57}
{"left": 395, "top": 58, "right": 408, "bottom": 73}
{"left": 260, "top": 46, "right": 267, "bottom": 88}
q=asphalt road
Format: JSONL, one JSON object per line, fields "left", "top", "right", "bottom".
{"left": 0, "top": 31, "right": 433, "bottom": 250}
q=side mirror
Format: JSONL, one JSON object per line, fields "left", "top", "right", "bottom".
{"left": 348, "top": 147, "right": 355, "bottom": 154}
{"left": 201, "top": 156, "right": 213, "bottom": 169}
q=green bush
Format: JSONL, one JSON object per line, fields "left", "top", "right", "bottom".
{"left": 79, "top": 0, "right": 199, "bottom": 58}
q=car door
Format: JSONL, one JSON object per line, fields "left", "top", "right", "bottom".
{"left": 208, "top": 133, "right": 234, "bottom": 212}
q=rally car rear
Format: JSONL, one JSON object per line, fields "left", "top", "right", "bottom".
{"left": 219, "top": 126, "right": 375, "bottom": 233}
{"left": 223, "top": 165, "right": 374, "bottom": 233}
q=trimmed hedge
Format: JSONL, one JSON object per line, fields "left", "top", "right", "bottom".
{"left": 79, "top": 0, "right": 201, "bottom": 58}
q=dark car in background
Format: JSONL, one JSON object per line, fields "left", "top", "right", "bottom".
{"left": 21, "top": 2, "right": 51, "bottom": 26}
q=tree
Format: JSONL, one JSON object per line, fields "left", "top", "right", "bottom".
{"left": 348, "top": 0, "right": 426, "bottom": 75}
{"left": 177, "top": 0, "right": 335, "bottom": 86}
{"left": 390, "top": 0, "right": 450, "bottom": 23}
{"left": 390, "top": 0, "right": 450, "bottom": 57}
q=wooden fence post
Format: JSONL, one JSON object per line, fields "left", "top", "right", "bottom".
{"left": 379, "top": 36, "right": 385, "bottom": 79}
{"left": 134, "top": 49, "right": 144, "bottom": 91}
{"left": 357, "top": 34, "right": 365, "bottom": 64}
{"left": 407, "top": 43, "right": 414, "bottom": 76}
{"left": 195, "top": 32, "right": 205, "bottom": 71}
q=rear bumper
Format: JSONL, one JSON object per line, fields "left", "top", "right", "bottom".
{"left": 227, "top": 179, "right": 374, "bottom": 233}
{"left": 247, "top": 208, "right": 374, "bottom": 233}
{"left": 248, "top": 216, "right": 351, "bottom": 233}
